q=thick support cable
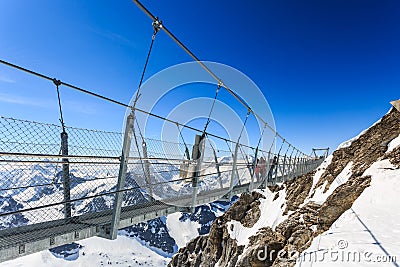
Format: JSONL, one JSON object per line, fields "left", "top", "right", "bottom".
{"left": 0, "top": 58, "right": 307, "bottom": 155}
{"left": 133, "top": 17, "right": 162, "bottom": 108}
{"left": 176, "top": 123, "right": 191, "bottom": 161}
{"left": 202, "top": 82, "right": 221, "bottom": 135}
{"left": 53, "top": 79, "right": 65, "bottom": 133}
{"left": 237, "top": 110, "right": 251, "bottom": 143}
{"left": 131, "top": 0, "right": 308, "bottom": 156}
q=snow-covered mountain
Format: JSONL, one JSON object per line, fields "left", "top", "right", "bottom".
{"left": 170, "top": 107, "right": 400, "bottom": 266}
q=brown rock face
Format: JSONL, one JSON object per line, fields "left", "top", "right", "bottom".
{"left": 168, "top": 191, "right": 264, "bottom": 267}
{"left": 237, "top": 227, "right": 285, "bottom": 267}
{"left": 169, "top": 108, "right": 399, "bottom": 267}
{"left": 314, "top": 108, "right": 399, "bottom": 194}
{"left": 318, "top": 175, "right": 371, "bottom": 231}
{"left": 169, "top": 172, "right": 372, "bottom": 267}
{"left": 388, "top": 147, "right": 400, "bottom": 168}
{"left": 284, "top": 171, "right": 315, "bottom": 214}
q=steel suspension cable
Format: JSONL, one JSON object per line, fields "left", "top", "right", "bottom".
{"left": 0, "top": 58, "right": 262, "bottom": 149}
{"left": 237, "top": 110, "right": 251, "bottom": 143}
{"left": 53, "top": 79, "right": 66, "bottom": 132}
{"left": 52, "top": 78, "right": 67, "bottom": 187}
{"left": 0, "top": 59, "right": 235, "bottom": 146}
{"left": 202, "top": 82, "right": 221, "bottom": 135}
{"left": 131, "top": 0, "right": 305, "bottom": 154}
{"left": 176, "top": 123, "right": 191, "bottom": 160}
{"left": 133, "top": 18, "right": 162, "bottom": 107}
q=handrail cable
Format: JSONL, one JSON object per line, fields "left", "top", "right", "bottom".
{"left": 132, "top": 0, "right": 295, "bottom": 147}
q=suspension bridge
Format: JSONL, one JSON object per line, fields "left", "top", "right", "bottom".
{"left": 0, "top": 0, "right": 328, "bottom": 263}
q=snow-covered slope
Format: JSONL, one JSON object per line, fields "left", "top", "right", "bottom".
{"left": 0, "top": 236, "right": 169, "bottom": 267}
{"left": 296, "top": 159, "right": 400, "bottom": 266}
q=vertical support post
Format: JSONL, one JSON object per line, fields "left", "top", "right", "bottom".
{"left": 274, "top": 154, "right": 280, "bottom": 184}
{"left": 211, "top": 146, "right": 223, "bottom": 189}
{"left": 228, "top": 142, "right": 239, "bottom": 197}
{"left": 282, "top": 154, "right": 287, "bottom": 182}
{"left": 110, "top": 112, "right": 134, "bottom": 240}
{"left": 291, "top": 151, "right": 300, "bottom": 178}
{"left": 191, "top": 134, "right": 204, "bottom": 212}
{"left": 249, "top": 148, "right": 258, "bottom": 191}
{"left": 300, "top": 157, "right": 304, "bottom": 175}
{"left": 61, "top": 131, "right": 71, "bottom": 220}
{"left": 296, "top": 157, "right": 301, "bottom": 176}
{"left": 263, "top": 151, "right": 271, "bottom": 189}
{"left": 142, "top": 140, "right": 153, "bottom": 199}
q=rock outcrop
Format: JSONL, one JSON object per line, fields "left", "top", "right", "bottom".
{"left": 283, "top": 171, "right": 315, "bottom": 214}
{"left": 314, "top": 108, "right": 399, "bottom": 194}
{"left": 168, "top": 191, "right": 264, "bottom": 267}
{"left": 169, "top": 107, "right": 400, "bottom": 267}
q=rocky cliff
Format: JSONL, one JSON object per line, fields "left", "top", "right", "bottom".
{"left": 169, "top": 107, "right": 400, "bottom": 267}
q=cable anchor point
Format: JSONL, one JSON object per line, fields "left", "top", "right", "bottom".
{"left": 52, "top": 78, "right": 62, "bottom": 87}
{"left": 152, "top": 17, "right": 162, "bottom": 39}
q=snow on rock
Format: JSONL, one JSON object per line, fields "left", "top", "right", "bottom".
{"left": 308, "top": 161, "right": 353, "bottom": 205}
{"left": 386, "top": 133, "right": 400, "bottom": 153}
{"left": 336, "top": 117, "right": 382, "bottom": 150}
{"left": 227, "top": 188, "right": 288, "bottom": 247}
{"left": 310, "top": 155, "right": 333, "bottom": 191}
{"left": 166, "top": 213, "right": 200, "bottom": 248}
{"left": 295, "top": 159, "right": 400, "bottom": 267}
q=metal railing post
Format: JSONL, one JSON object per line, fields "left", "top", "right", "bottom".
{"left": 61, "top": 131, "right": 71, "bottom": 220}
{"left": 228, "top": 142, "right": 239, "bottom": 197}
{"left": 292, "top": 150, "right": 300, "bottom": 178}
{"left": 211, "top": 145, "right": 223, "bottom": 189}
{"left": 299, "top": 157, "right": 303, "bottom": 176}
{"left": 191, "top": 134, "right": 205, "bottom": 212}
{"left": 249, "top": 147, "right": 258, "bottom": 191}
{"left": 282, "top": 154, "right": 287, "bottom": 182}
{"left": 142, "top": 140, "right": 153, "bottom": 199}
{"left": 110, "top": 112, "right": 134, "bottom": 240}
{"left": 263, "top": 151, "right": 271, "bottom": 188}
{"left": 274, "top": 154, "right": 280, "bottom": 184}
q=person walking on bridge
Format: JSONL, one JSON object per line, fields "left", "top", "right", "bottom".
{"left": 259, "top": 156, "right": 266, "bottom": 181}
{"left": 267, "top": 156, "right": 278, "bottom": 183}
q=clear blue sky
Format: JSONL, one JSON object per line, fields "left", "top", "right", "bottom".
{"left": 0, "top": 0, "right": 399, "bottom": 153}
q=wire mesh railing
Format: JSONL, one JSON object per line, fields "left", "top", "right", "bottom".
{"left": 0, "top": 115, "right": 325, "bottom": 234}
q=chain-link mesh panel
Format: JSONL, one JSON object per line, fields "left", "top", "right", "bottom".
{"left": 0, "top": 117, "right": 123, "bottom": 230}
{"left": 0, "top": 116, "right": 319, "bottom": 234}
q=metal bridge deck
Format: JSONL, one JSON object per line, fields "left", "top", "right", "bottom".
{"left": 0, "top": 183, "right": 251, "bottom": 262}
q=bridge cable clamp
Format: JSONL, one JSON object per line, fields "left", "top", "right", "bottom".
{"left": 52, "top": 78, "right": 62, "bottom": 87}
{"left": 152, "top": 17, "right": 162, "bottom": 40}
